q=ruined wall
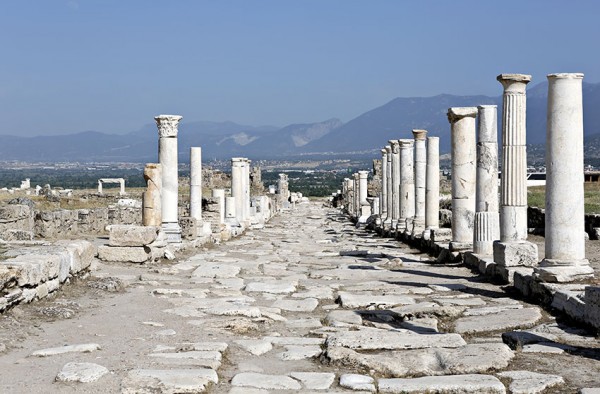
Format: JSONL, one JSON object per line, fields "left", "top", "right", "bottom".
{"left": 34, "top": 207, "right": 141, "bottom": 239}
{"left": 0, "top": 205, "right": 34, "bottom": 240}
{"left": 0, "top": 240, "right": 95, "bottom": 312}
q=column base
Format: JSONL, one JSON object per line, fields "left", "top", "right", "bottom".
{"left": 162, "top": 222, "right": 182, "bottom": 243}
{"left": 473, "top": 241, "right": 494, "bottom": 256}
{"left": 449, "top": 241, "right": 472, "bottom": 252}
{"left": 493, "top": 240, "right": 538, "bottom": 267}
{"left": 431, "top": 228, "right": 452, "bottom": 242}
{"left": 411, "top": 218, "right": 425, "bottom": 235}
{"left": 534, "top": 258, "right": 594, "bottom": 283}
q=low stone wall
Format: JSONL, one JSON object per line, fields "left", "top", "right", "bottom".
{"left": 0, "top": 205, "right": 35, "bottom": 240}
{"left": 0, "top": 240, "right": 96, "bottom": 312}
{"left": 34, "top": 207, "right": 141, "bottom": 239}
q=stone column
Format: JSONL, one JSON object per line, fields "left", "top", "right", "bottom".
{"left": 243, "top": 159, "right": 251, "bottom": 221}
{"left": 535, "top": 73, "right": 593, "bottom": 282}
{"left": 372, "top": 197, "right": 380, "bottom": 218}
{"left": 119, "top": 179, "right": 125, "bottom": 195}
{"left": 473, "top": 105, "right": 500, "bottom": 255}
{"left": 212, "top": 188, "right": 225, "bottom": 225}
{"left": 97, "top": 180, "right": 102, "bottom": 194}
{"left": 358, "top": 171, "right": 368, "bottom": 205}
{"left": 412, "top": 129, "right": 427, "bottom": 233}
{"left": 344, "top": 178, "right": 353, "bottom": 214}
{"left": 447, "top": 107, "right": 477, "bottom": 251}
{"left": 493, "top": 74, "right": 538, "bottom": 266}
{"left": 358, "top": 170, "right": 370, "bottom": 223}
{"left": 354, "top": 176, "right": 358, "bottom": 216}
{"left": 398, "top": 139, "right": 415, "bottom": 233}
{"left": 231, "top": 158, "right": 245, "bottom": 223}
{"left": 225, "top": 196, "right": 238, "bottom": 225}
{"left": 384, "top": 145, "right": 393, "bottom": 228}
{"left": 142, "top": 163, "right": 162, "bottom": 226}
{"left": 155, "top": 114, "right": 182, "bottom": 242}
{"left": 425, "top": 137, "right": 440, "bottom": 236}
{"left": 380, "top": 148, "right": 388, "bottom": 221}
{"left": 190, "top": 147, "right": 202, "bottom": 222}
{"left": 389, "top": 140, "right": 400, "bottom": 229}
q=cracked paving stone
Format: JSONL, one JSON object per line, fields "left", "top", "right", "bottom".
{"left": 497, "top": 370, "right": 564, "bottom": 394}
{"left": 56, "top": 362, "right": 109, "bottom": 383}
{"left": 231, "top": 372, "right": 302, "bottom": 390}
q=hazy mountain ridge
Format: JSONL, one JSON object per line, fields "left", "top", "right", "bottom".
{"left": 1, "top": 82, "right": 600, "bottom": 162}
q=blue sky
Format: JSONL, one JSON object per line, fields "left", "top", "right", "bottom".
{"left": 1, "top": 0, "right": 599, "bottom": 136}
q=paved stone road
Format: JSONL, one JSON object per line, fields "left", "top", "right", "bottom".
{"left": 0, "top": 201, "right": 599, "bottom": 393}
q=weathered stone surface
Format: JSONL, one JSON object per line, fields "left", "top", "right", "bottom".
{"left": 289, "top": 372, "right": 335, "bottom": 390}
{"left": 325, "top": 343, "right": 513, "bottom": 377}
{"left": 337, "top": 292, "right": 415, "bottom": 309}
{"left": 231, "top": 373, "right": 302, "bottom": 390}
{"left": 325, "top": 310, "right": 363, "bottom": 326}
{"left": 245, "top": 281, "right": 297, "bottom": 294}
{"left": 235, "top": 339, "right": 273, "bottom": 355}
{"left": 379, "top": 374, "right": 506, "bottom": 393}
{"left": 97, "top": 245, "right": 150, "bottom": 263}
{"left": 278, "top": 345, "right": 322, "bottom": 360}
{"left": 497, "top": 370, "right": 564, "bottom": 394}
{"left": 339, "top": 374, "right": 376, "bottom": 392}
{"left": 56, "top": 362, "right": 109, "bottom": 383}
{"left": 31, "top": 343, "right": 100, "bottom": 357}
{"left": 191, "top": 263, "right": 241, "bottom": 279}
{"left": 122, "top": 368, "right": 218, "bottom": 393}
{"left": 109, "top": 225, "right": 159, "bottom": 246}
{"left": 272, "top": 298, "right": 319, "bottom": 312}
{"left": 454, "top": 307, "right": 542, "bottom": 334}
{"left": 326, "top": 327, "right": 466, "bottom": 350}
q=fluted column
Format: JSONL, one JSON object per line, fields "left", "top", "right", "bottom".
{"left": 424, "top": 137, "right": 440, "bottom": 236}
{"left": 389, "top": 140, "right": 400, "bottom": 229}
{"left": 398, "top": 139, "right": 415, "bottom": 232}
{"left": 384, "top": 145, "right": 393, "bottom": 228}
{"left": 155, "top": 114, "right": 182, "bottom": 242}
{"left": 190, "top": 147, "right": 202, "bottom": 222}
{"left": 447, "top": 107, "right": 477, "bottom": 250}
{"left": 493, "top": 74, "right": 538, "bottom": 266}
{"left": 412, "top": 129, "right": 427, "bottom": 233}
{"left": 473, "top": 106, "right": 500, "bottom": 255}
{"left": 380, "top": 148, "right": 388, "bottom": 221}
{"left": 231, "top": 158, "right": 245, "bottom": 224}
{"left": 535, "top": 73, "right": 593, "bottom": 282}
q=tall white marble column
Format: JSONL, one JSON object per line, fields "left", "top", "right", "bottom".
{"left": 231, "top": 158, "right": 245, "bottom": 224}
{"left": 190, "top": 147, "right": 202, "bottom": 222}
{"left": 535, "top": 73, "right": 593, "bottom": 282}
{"left": 412, "top": 129, "right": 427, "bottom": 233}
{"left": 424, "top": 136, "right": 440, "bottom": 238}
{"left": 243, "top": 159, "right": 251, "bottom": 221}
{"left": 473, "top": 106, "right": 500, "bottom": 255}
{"left": 380, "top": 148, "right": 388, "bottom": 222}
{"left": 389, "top": 140, "right": 400, "bottom": 229}
{"left": 493, "top": 74, "right": 538, "bottom": 266}
{"left": 398, "top": 139, "right": 415, "bottom": 233}
{"left": 358, "top": 170, "right": 371, "bottom": 223}
{"left": 383, "top": 145, "right": 393, "bottom": 229}
{"left": 447, "top": 107, "right": 477, "bottom": 251}
{"left": 155, "top": 114, "right": 182, "bottom": 242}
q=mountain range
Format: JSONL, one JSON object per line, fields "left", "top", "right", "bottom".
{"left": 1, "top": 81, "right": 600, "bottom": 162}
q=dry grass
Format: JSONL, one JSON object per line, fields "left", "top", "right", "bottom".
{"left": 528, "top": 182, "right": 600, "bottom": 213}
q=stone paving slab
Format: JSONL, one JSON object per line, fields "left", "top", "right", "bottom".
{"left": 379, "top": 374, "right": 506, "bottom": 393}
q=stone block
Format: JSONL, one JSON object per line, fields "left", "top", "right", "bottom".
{"left": 97, "top": 245, "right": 151, "bottom": 263}
{"left": 0, "top": 204, "right": 31, "bottom": 221}
{"left": 584, "top": 286, "right": 600, "bottom": 330}
{"left": 109, "top": 225, "right": 159, "bottom": 247}
{"left": 493, "top": 240, "right": 538, "bottom": 267}
{"left": 3, "top": 230, "right": 34, "bottom": 241}
{"left": 431, "top": 228, "right": 452, "bottom": 242}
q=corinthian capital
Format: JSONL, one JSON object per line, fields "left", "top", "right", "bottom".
{"left": 155, "top": 114, "right": 183, "bottom": 138}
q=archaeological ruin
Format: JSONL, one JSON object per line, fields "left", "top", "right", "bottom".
{"left": 0, "top": 74, "right": 599, "bottom": 393}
